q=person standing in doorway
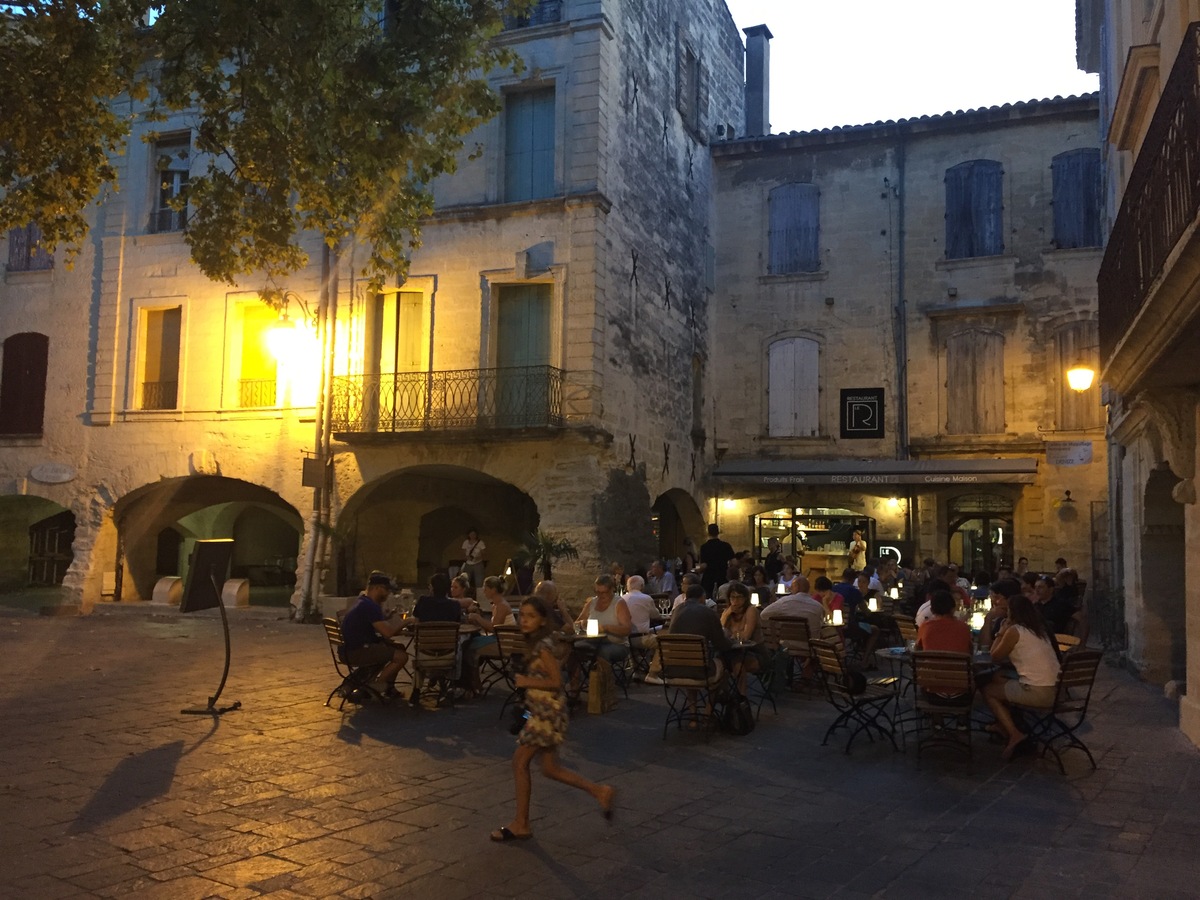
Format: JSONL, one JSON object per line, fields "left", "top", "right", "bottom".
{"left": 848, "top": 530, "right": 867, "bottom": 571}
{"left": 462, "top": 528, "right": 486, "bottom": 590}
{"left": 699, "top": 524, "right": 735, "bottom": 598}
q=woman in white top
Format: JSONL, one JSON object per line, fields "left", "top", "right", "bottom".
{"left": 982, "top": 593, "right": 1062, "bottom": 760}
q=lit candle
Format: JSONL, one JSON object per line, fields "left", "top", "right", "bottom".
{"left": 889, "top": 587, "right": 899, "bottom": 600}
{"left": 776, "top": 581, "right": 786, "bottom": 595}
{"left": 971, "top": 612, "right": 985, "bottom": 631}
{"left": 983, "top": 597, "right": 992, "bottom": 611}
{"left": 832, "top": 609, "right": 844, "bottom": 627}
{"left": 586, "top": 618, "right": 600, "bottom": 637}
{"left": 868, "top": 597, "right": 878, "bottom": 612}
{"left": 751, "top": 592, "right": 760, "bottom": 607}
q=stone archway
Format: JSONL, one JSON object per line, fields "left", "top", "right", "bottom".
{"left": 652, "top": 488, "right": 706, "bottom": 565}
{"left": 335, "top": 466, "right": 538, "bottom": 593}
{"left": 0, "top": 496, "right": 75, "bottom": 591}
{"left": 1138, "top": 464, "right": 1186, "bottom": 683}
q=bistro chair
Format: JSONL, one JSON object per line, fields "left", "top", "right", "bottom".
{"left": 893, "top": 614, "right": 918, "bottom": 647}
{"left": 410, "top": 621, "right": 461, "bottom": 708}
{"left": 1055, "top": 632, "right": 1082, "bottom": 654}
{"left": 907, "top": 651, "right": 975, "bottom": 759}
{"left": 493, "top": 626, "right": 528, "bottom": 721}
{"left": 322, "top": 617, "right": 386, "bottom": 710}
{"left": 657, "top": 634, "right": 729, "bottom": 738}
{"left": 628, "top": 631, "right": 657, "bottom": 680}
{"left": 476, "top": 625, "right": 516, "bottom": 697}
{"left": 811, "top": 638, "right": 898, "bottom": 754}
{"left": 1012, "top": 648, "right": 1103, "bottom": 774}
{"left": 768, "top": 615, "right": 814, "bottom": 690}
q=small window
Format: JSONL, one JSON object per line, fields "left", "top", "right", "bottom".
{"left": 945, "top": 329, "right": 1004, "bottom": 434}
{"left": 139, "top": 307, "right": 182, "bottom": 410}
{"left": 6, "top": 224, "right": 53, "bottom": 273}
{"left": 945, "top": 160, "right": 1003, "bottom": 259}
{"left": 1055, "top": 321, "right": 1102, "bottom": 430}
{"left": 768, "top": 183, "right": 820, "bottom": 274}
{"left": 504, "top": 90, "right": 555, "bottom": 202}
{"left": 1051, "top": 148, "right": 1102, "bottom": 249}
{"left": 0, "top": 332, "right": 49, "bottom": 435}
{"left": 151, "top": 134, "right": 190, "bottom": 233}
{"left": 767, "top": 337, "right": 819, "bottom": 437}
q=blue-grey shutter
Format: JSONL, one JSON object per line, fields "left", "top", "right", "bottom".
{"left": 768, "top": 183, "right": 820, "bottom": 274}
{"left": 945, "top": 160, "right": 1002, "bottom": 259}
{"left": 1052, "top": 148, "right": 1102, "bottom": 249}
{"left": 505, "top": 89, "right": 555, "bottom": 202}
{"left": 946, "top": 330, "right": 1004, "bottom": 434}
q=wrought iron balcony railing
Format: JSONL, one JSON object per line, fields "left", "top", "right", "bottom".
{"left": 140, "top": 380, "right": 178, "bottom": 410}
{"left": 1099, "top": 22, "right": 1200, "bottom": 363}
{"left": 503, "top": 0, "right": 562, "bottom": 30}
{"left": 330, "top": 365, "right": 564, "bottom": 434}
{"left": 239, "top": 378, "right": 277, "bottom": 408}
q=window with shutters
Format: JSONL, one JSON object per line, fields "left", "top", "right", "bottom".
{"left": 768, "top": 183, "right": 820, "bottom": 274}
{"left": 945, "top": 160, "right": 1003, "bottom": 259}
{"left": 0, "top": 333, "right": 49, "bottom": 435}
{"left": 1055, "top": 321, "right": 1103, "bottom": 430}
{"left": 6, "top": 224, "right": 53, "bottom": 272}
{"left": 504, "top": 89, "right": 555, "bottom": 202}
{"left": 237, "top": 304, "right": 278, "bottom": 408}
{"left": 1051, "top": 148, "right": 1102, "bottom": 249}
{"left": 139, "top": 307, "right": 182, "bottom": 410}
{"left": 767, "top": 337, "right": 820, "bottom": 437}
{"left": 945, "top": 329, "right": 1004, "bottom": 434}
{"left": 151, "top": 133, "right": 190, "bottom": 233}
{"left": 676, "top": 29, "right": 706, "bottom": 136}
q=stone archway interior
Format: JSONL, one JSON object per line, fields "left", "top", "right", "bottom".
{"left": 652, "top": 488, "right": 706, "bottom": 565}
{"left": 0, "top": 496, "right": 74, "bottom": 591}
{"left": 1139, "top": 465, "right": 1186, "bottom": 683}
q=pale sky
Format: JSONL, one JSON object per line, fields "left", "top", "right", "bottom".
{"left": 722, "top": 0, "right": 1099, "bottom": 134}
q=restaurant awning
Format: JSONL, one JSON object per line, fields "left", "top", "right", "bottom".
{"left": 712, "top": 458, "right": 1039, "bottom": 486}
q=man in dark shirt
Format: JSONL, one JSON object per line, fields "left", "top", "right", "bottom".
{"left": 341, "top": 571, "right": 408, "bottom": 693}
{"left": 666, "top": 583, "right": 731, "bottom": 723}
{"left": 699, "top": 524, "right": 735, "bottom": 598}
{"left": 1034, "top": 575, "right": 1075, "bottom": 636}
{"left": 413, "top": 572, "right": 464, "bottom": 623}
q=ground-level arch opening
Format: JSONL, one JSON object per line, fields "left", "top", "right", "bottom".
{"left": 336, "top": 465, "right": 538, "bottom": 594}
{"left": 113, "top": 477, "right": 302, "bottom": 605}
{"left": 651, "top": 489, "right": 706, "bottom": 566}
{"left": 1139, "top": 463, "right": 1186, "bottom": 683}
{"left": 0, "top": 496, "right": 76, "bottom": 593}
{"left": 947, "top": 492, "right": 1015, "bottom": 577}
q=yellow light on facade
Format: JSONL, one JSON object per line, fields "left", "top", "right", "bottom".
{"left": 721, "top": 498, "right": 736, "bottom": 511}
{"left": 266, "top": 316, "right": 298, "bottom": 361}
{"left": 1066, "top": 363, "right": 1095, "bottom": 392}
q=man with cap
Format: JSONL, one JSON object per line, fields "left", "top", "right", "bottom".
{"left": 340, "top": 571, "right": 409, "bottom": 696}
{"left": 699, "top": 524, "right": 735, "bottom": 598}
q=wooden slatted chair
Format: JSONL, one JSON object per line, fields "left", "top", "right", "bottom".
{"left": 908, "top": 651, "right": 975, "bottom": 759}
{"left": 1013, "top": 648, "right": 1103, "bottom": 774}
{"left": 810, "top": 637, "right": 898, "bottom": 754}
{"left": 494, "top": 626, "right": 528, "bottom": 721}
{"left": 769, "top": 615, "right": 814, "bottom": 688}
{"left": 1055, "top": 632, "right": 1081, "bottom": 653}
{"left": 893, "top": 614, "right": 918, "bottom": 646}
{"left": 410, "top": 621, "right": 461, "bottom": 708}
{"left": 657, "top": 634, "right": 728, "bottom": 738}
{"left": 322, "top": 617, "right": 386, "bottom": 709}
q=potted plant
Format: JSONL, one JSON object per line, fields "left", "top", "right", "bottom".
{"left": 513, "top": 530, "right": 579, "bottom": 581}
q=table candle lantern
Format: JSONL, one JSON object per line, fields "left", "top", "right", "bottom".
{"left": 586, "top": 618, "right": 600, "bottom": 637}
{"left": 832, "top": 609, "right": 844, "bottom": 627}
{"left": 867, "top": 597, "right": 878, "bottom": 612}
{"left": 889, "top": 587, "right": 899, "bottom": 600}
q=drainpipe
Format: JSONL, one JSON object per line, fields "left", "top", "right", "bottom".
{"left": 894, "top": 133, "right": 910, "bottom": 460}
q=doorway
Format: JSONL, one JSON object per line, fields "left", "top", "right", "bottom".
{"left": 947, "top": 493, "right": 1014, "bottom": 576}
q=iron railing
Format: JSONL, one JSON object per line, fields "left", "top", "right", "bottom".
{"left": 503, "top": 0, "right": 561, "bottom": 29}
{"left": 239, "top": 378, "right": 277, "bottom": 408}
{"left": 1099, "top": 22, "right": 1200, "bottom": 362}
{"left": 140, "top": 380, "right": 178, "bottom": 410}
{"left": 330, "top": 366, "right": 564, "bottom": 434}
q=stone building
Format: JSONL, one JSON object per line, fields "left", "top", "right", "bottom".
{"left": 0, "top": 0, "right": 744, "bottom": 607}
{"left": 707, "top": 90, "right": 1107, "bottom": 584}
{"left": 1078, "top": 0, "right": 1200, "bottom": 744}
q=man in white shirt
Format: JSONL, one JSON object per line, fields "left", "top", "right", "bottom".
{"left": 645, "top": 559, "right": 677, "bottom": 596}
{"left": 759, "top": 575, "right": 824, "bottom": 637}
{"left": 621, "top": 575, "right": 659, "bottom": 635}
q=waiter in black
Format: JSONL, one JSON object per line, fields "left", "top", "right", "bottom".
{"left": 698, "top": 523, "right": 735, "bottom": 598}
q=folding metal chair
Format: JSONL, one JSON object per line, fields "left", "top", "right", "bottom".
{"left": 811, "top": 637, "right": 898, "bottom": 754}
{"left": 322, "top": 617, "right": 385, "bottom": 710}
{"left": 410, "top": 621, "right": 461, "bottom": 708}
{"left": 657, "top": 634, "right": 729, "bottom": 738}
{"left": 494, "top": 626, "right": 528, "bottom": 721}
{"left": 1014, "top": 648, "right": 1103, "bottom": 774}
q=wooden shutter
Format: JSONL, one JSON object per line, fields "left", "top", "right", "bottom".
{"left": 945, "top": 160, "right": 1002, "bottom": 259}
{"left": 946, "top": 330, "right": 1004, "bottom": 434}
{"left": 1052, "top": 148, "right": 1102, "bottom": 249}
{"left": 505, "top": 89, "right": 554, "bottom": 202}
{"left": 768, "top": 184, "right": 820, "bottom": 274}
{"left": 1056, "top": 321, "right": 1102, "bottom": 429}
{"left": 768, "top": 337, "right": 819, "bottom": 436}
{"left": 0, "top": 332, "right": 49, "bottom": 435}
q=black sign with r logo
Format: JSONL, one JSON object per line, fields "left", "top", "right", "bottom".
{"left": 840, "top": 388, "right": 884, "bottom": 439}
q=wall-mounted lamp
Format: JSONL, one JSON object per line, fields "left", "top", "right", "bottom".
{"left": 263, "top": 289, "right": 317, "bottom": 361}
{"left": 1066, "top": 345, "right": 1099, "bottom": 393}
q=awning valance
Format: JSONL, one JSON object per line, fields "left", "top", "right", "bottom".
{"left": 712, "top": 458, "right": 1038, "bottom": 486}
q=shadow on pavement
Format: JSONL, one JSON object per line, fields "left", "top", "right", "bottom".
{"left": 68, "top": 740, "right": 186, "bottom": 833}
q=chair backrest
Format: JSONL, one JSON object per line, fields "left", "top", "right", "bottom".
{"left": 771, "top": 615, "right": 812, "bottom": 655}
{"left": 1053, "top": 648, "right": 1102, "bottom": 714}
{"left": 657, "top": 633, "right": 711, "bottom": 681}
{"left": 495, "top": 625, "right": 526, "bottom": 667}
{"left": 323, "top": 616, "right": 344, "bottom": 648}
{"left": 1055, "top": 632, "right": 1081, "bottom": 653}
{"left": 893, "top": 614, "right": 918, "bottom": 643}
{"left": 809, "top": 637, "right": 846, "bottom": 681}
{"left": 912, "top": 650, "right": 973, "bottom": 697}
{"left": 413, "top": 621, "right": 460, "bottom": 672}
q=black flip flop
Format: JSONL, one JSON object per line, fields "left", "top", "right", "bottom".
{"left": 490, "top": 826, "right": 533, "bottom": 842}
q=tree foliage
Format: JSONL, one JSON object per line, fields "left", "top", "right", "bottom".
{"left": 1, "top": 0, "right": 530, "bottom": 285}
{"left": 0, "top": 2, "right": 152, "bottom": 265}
{"left": 513, "top": 530, "right": 580, "bottom": 581}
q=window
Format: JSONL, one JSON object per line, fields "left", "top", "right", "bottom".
{"left": 139, "top": 307, "right": 181, "bottom": 410}
{"left": 1055, "top": 321, "right": 1103, "bottom": 430}
{"left": 238, "top": 304, "right": 278, "bottom": 408}
{"left": 6, "top": 224, "right": 52, "bottom": 272}
{"left": 504, "top": 89, "right": 555, "bottom": 202}
{"left": 503, "top": 0, "right": 562, "bottom": 29}
{"left": 1051, "top": 148, "right": 1102, "bottom": 249}
{"left": 151, "top": 134, "right": 190, "bottom": 233}
{"left": 0, "top": 332, "right": 49, "bottom": 435}
{"left": 768, "top": 183, "right": 820, "bottom": 274}
{"left": 945, "top": 159, "right": 1003, "bottom": 259}
{"left": 677, "top": 39, "right": 701, "bottom": 132}
{"left": 945, "top": 329, "right": 1004, "bottom": 434}
{"left": 767, "top": 337, "right": 819, "bottom": 437}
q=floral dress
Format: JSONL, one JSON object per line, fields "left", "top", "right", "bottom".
{"left": 518, "top": 636, "right": 569, "bottom": 749}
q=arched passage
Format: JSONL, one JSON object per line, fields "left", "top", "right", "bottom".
{"left": 652, "top": 489, "right": 706, "bottom": 565}
{"left": 113, "top": 477, "right": 302, "bottom": 604}
{"left": 0, "top": 496, "right": 76, "bottom": 591}
{"left": 336, "top": 466, "right": 538, "bottom": 592}
{"left": 1140, "top": 464, "right": 1186, "bottom": 683}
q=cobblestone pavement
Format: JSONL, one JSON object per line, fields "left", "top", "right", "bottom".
{"left": 1, "top": 608, "right": 1198, "bottom": 899}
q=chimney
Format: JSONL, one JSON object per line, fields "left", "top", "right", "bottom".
{"left": 743, "top": 24, "right": 773, "bottom": 137}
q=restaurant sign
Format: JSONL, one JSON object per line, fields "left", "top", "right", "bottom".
{"left": 1045, "top": 441, "right": 1093, "bottom": 467}
{"left": 759, "top": 472, "right": 1036, "bottom": 485}
{"left": 840, "top": 388, "right": 884, "bottom": 439}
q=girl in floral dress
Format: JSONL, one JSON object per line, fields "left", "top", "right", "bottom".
{"left": 489, "top": 596, "right": 616, "bottom": 841}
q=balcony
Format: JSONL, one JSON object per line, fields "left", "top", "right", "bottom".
{"left": 330, "top": 366, "right": 564, "bottom": 436}
{"left": 1099, "top": 23, "right": 1200, "bottom": 381}
{"left": 140, "top": 380, "right": 178, "bottom": 410}
{"left": 503, "top": 0, "right": 561, "bottom": 29}
{"left": 239, "top": 378, "right": 277, "bottom": 408}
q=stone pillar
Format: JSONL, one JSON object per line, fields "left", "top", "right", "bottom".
{"left": 1181, "top": 401, "right": 1200, "bottom": 745}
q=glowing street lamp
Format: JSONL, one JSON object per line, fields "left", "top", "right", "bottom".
{"left": 1066, "top": 362, "right": 1096, "bottom": 392}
